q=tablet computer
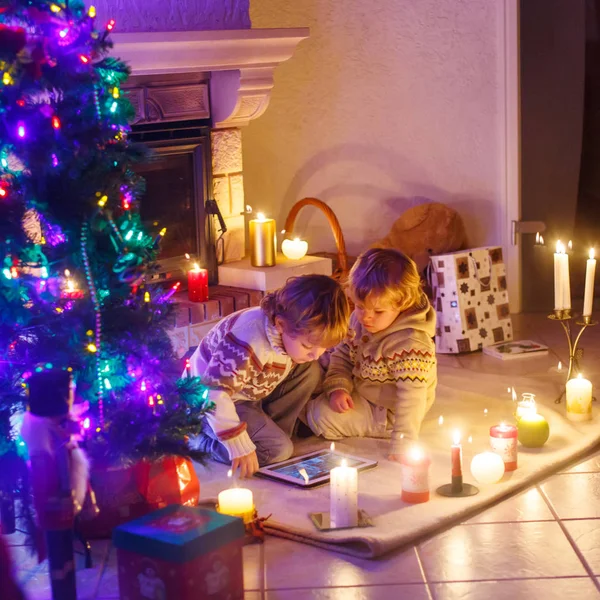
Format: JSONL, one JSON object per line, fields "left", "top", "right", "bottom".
{"left": 255, "top": 449, "right": 378, "bottom": 488}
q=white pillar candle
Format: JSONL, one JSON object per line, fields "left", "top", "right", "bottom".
{"left": 566, "top": 373, "right": 593, "bottom": 422}
{"left": 330, "top": 459, "right": 358, "bottom": 528}
{"left": 218, "top": 487, "right": 254, "bottom": 518}
{"left": 281, "top": 237, "right": 309, "bottom": 260}
{"left": 554, "top": 241, "right": 571, "bottom": 311}
{"left": 584, "top": 248, "right": 596, "bottom": 318}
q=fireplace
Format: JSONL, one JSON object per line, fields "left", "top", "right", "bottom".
{"left": 130, "top": 119, "right": 217, "bottom": 283}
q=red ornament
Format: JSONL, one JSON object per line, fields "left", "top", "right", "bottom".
{"left": 0, "top": 25, "right": 26, "bottom": 55}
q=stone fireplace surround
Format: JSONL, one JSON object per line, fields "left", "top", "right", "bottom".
{"left": 111, "top": 29, "right": 309, "bottom": 355}
{"left": 112, "top": 28, "right": 308, "bottom": 265}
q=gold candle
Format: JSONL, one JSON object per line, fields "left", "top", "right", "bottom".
{"left": 249, "top": 212, "right": 276, "bottom": 267}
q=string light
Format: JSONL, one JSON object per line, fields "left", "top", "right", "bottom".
{"left": 52, "top": 116, "right": 61, "bottom": 129}
{"left": 87, "top": 343, "right": 98, "bottom": 353}
{"left": 110, "top": 102, "right": 117, "bottom": 113}
{"left": 50, "top": 4, "right": 62, "bottom": 13}
{"left": 2, "top": 72, "right": 12, "bottom": 85}
{"left": 79, "top": 55, "right": 90, "bottom": 64}
{"left": 144, "top": 291, "right": 150, "bottom": 302}
{"left": 112, "top": 88, "right": 120, "bottom": 99}
{"left": 59, "top": 28, "right": 69, "bottom": 39}
{"left": 107, "top": 19, "right": 116, "bottom": 31}
{"left": 17, "top": 123, "right": 25, "bottom": 138}
{"left": 0, "top": 186, "right": 7, "bottom": 198}
{"left": 88, "top": 5, "right": 97, "bottom": 17}
{"left": 98, "top": 195, "right": 108, "bottom": 207}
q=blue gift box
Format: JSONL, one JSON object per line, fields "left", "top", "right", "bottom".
{"left": 113, "top": 505, "right": 245, "bottom": 600}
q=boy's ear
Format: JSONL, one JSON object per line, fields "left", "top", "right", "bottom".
{"left": 274, "top": 316, "right": 284, "bottom": 334}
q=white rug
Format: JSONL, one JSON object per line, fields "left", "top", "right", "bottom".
{"left": 196, "top": 364, "right": 600, "bottom": 558}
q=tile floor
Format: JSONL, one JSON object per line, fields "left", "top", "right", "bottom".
{"left": 5, "top": 313, "right": 600, "bottom": 599}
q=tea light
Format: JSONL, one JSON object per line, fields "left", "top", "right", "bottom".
{"left": 187, "top": 263, "right": 208, "bottom": 302}
{"left": 249, "top": 212, "right": 276, "bottom": 267}
{"left": 281, "top": 237, "right": 308, "bottom": 260}
{"left": 516, "top": 393, "right": 537, "bottom": 419}
{"left": 517, "top": 413, "right": 550, "bottom": 448}
{"left": 490, "top": 422, "right": 518, "bottom": 471}
{"left": 330, "top": 458, "right": 358, "bottom": 528}
{"left": 61, "top": 271, "right": 84, "bottom": 299}
{"left": 217, "top": 471, "right": 254, "bottom": 523}
{"left": 401, "top": 446, "right": 430, "bottom": 504}
{"left": 566, "top": 374, "right": 593, "bottom": 422}
{"left": 470, "top": 452, "right": 505, "bottom": 484}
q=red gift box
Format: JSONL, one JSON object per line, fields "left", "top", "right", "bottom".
{"left": 113, "top": 505, "right": 245, "bottom": 600}
{"left": 80, "top": 456, "right": 199, "bottom": 539}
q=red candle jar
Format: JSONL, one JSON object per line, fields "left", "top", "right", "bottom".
{"left": 401, "top": 447, "right": 430, "bottom": 504}
{"left": 489, "top": 423, "right": 518, "bottom": 471}
{"left": 187, "top": 264, "right": 208, "bottom": 302}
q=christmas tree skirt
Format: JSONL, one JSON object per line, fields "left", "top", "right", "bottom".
{"left": 196, "top": 364, "right": 600, "bottom": 559}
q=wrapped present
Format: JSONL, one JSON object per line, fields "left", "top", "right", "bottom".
{"left": 429, "top": 246, "right": 513, "bottom": 354}
{"left": 113, "top": 505, "right": 245, "bottom": 600}
{"left": 80, "top": 456, "right": 199, "bottom": 539}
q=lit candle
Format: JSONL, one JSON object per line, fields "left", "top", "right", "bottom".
{"left": 489, "top": 422, "right": 518, "bottom": 471}
{"left": 583, "top": 248, "right": 596, "bottom": 318}
{"left": 188, "top": 263, "right": 208, "bottom": 302}
{"left": 515, "top": 392, "right": 537, "bottom": 419}
{"left": 401, "top": 446, "right": 430, "bottom": 503}
{"left": 566, "top": 373, "right": 593, "bottom": 422}
{"left": 249, "top": 212, "right": 276, "bottom": 267}
{"left": 450, "top": 430, "right": 463, "bottom": 493}
{"left": 217, "top": 470, "right": 254, "bottom": 523}
{"left": 281, "top": 237, "right": 309, "bottom": 260}
{"left": 330, "top": 458, "right": 358, "bottom": 528}
{"left": 470, "top": 452, "right": 505, "bottom": 484}
{"left": 517, "top": 412, "right": 550, "bottom": 447}
{"left": 60, "top": 270, "right": 84, "bottom": 299}
{"left": 553, "top": 241, "right": 571, "bottom": 311}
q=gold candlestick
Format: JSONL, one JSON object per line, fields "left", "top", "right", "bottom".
{"left": 249, "top": 213, "right": 276, "bottom": 267}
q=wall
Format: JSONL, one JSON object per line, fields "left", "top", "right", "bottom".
{"left": 94, "top": 0, "right": 250, "bottom": 32}
{"left": 243, "top": 0, "right": 504, "bottom": 257}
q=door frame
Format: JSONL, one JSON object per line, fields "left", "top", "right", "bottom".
{"left": 499, "top": 0, "right": 522, "bottom": 313}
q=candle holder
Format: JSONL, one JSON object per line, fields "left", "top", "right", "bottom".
{"left": 548, "top": 310, "right": 597, "bottom": 403}
{"left": 216, "top": 503, "right": 257, "bottom": 525}
{"left": 309, "top": 509, "right": 373, "bottom": 532}
{"left": 436, "top": 482, "right": 479, "bottom": 498}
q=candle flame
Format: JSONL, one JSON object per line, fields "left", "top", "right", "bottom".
{"left": 409, "top": 446, "right": 423, "bottom": 461}
{"left": 245, "top": 204, "right": 253, "bottom": 213}
{"left": 298, "top": 468, "right": 309, "bottom": 484}
{"left": 227, "top": 469, "right": 233, "bottom": 478}
{"left": 341, "top": 458, "right": 348, "bottom": 468}
{"left": 468, "top": 435, "right": 473, "bottom": 444}
{"left": 192, "top": 262, "right": 200, "bottom": 271}
{"left": 66, "top": 279, "right": 74, "bottom": 292}
{"left": 507, "top": 387, "right": 511, "bottom": 394}
{"left": 294, "top": 237, "right": 301, "bottom": 242}
{"left": 578, "top": 373, "right": 583, "bottom": 379}
{"left": 540, "top": 235, "right": 545, "bottom": 245}
{"left": 330, "top": 442, "right": 335, "bottom": 452}
{"left": 568, "top": 240, "right": 573, "bottom": 251}
{"left": 64, "top": 269, "right": 71, "bottom": 277}
{"left": 281, "top": 229, "right": 286, "bottom": 235}
{"left": 511, "top": 387, "right": 517, "bottom": 402}
{"left": 590, "top": 248, "right": 595, "bottom": 260}
{"left": 484, "top": 408, "right": 488, "bottom": 416}
{"left": 453, "top": 430, "right": 461, "bottom": 445}
{"left": 185, "top": 253, "right": 190, "bottom": 260}
{"left": 558, "top": 361, "right": 563, "bottom": 371}
{"left": 257, "top": 212, "right": 266, "bottom": 222}
{"left": 438, "top": 415, "right": 444, "bottom": 426}
{"left": 536, "top": 232, "right": 540, "bottom": 244}
{"left": 556, "top": 240, "right": 565, "bottom": 254}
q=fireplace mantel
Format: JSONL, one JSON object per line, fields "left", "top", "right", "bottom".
{"left": 111, "top": 28, "right": 309, "bottom": 128}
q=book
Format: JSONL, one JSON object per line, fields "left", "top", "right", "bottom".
{"left": 482, "top": 340, "right": 549, "bottom": 360}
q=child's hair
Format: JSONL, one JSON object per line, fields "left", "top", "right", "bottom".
{"left": 348, "top": 248, "right": 424, "bottom": 312}
{"left": 261, "top": 274, "right": 350, "bottom": 347}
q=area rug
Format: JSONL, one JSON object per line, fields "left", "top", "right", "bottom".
{"left": 196, "top": 363, "right": 600, "bottom": 559}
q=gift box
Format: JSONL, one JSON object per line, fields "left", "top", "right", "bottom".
{"left": 113, "top": 505, "right": 245, "bottom": 600}
{"left": 429, "top": 246, "right": 513, "bottom": 354}
{"left": 80, "top": 456, "right": 199, "bottom": 539}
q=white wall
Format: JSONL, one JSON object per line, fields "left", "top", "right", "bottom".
{"left": 244, "top": 0, "right": 505, "bottom": 257}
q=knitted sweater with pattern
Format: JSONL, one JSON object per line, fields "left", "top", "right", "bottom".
{"left": 324, "top": 295, "right": 437, "bottom": 454}
{"left": 188, "top": 307, "right": 293, "bottom": 459}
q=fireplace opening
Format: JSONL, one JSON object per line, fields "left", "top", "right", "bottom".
{"left": 130, "top": 120, "right": 219, "bottom": 284}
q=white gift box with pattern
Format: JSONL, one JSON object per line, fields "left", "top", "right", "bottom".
{"left": 429, "top": 246, "right": 513, "bottom": 354}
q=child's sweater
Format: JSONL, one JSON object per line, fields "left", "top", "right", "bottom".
{"left": 188, "top": 307, "right": 293, "bottom": 459}
{"left": 323, "top": 295, "right": 437, "bottom": 454}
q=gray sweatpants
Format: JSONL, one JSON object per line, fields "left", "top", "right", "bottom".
{"left": 198, "top": 361, "right": 322, "bottom": 466}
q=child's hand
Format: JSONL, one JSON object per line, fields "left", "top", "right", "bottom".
{"left": 387, "top": 454, "right": 403, "bottom": 463}
{"left": 231, "top": 451, "right": 259, "bottom": 478}
{"left": 329, "top": 390, "right": 354, "bottom": 413}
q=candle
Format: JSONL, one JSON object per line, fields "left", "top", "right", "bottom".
{"left": 553, "top": 241, "right": 571, "bottom": 311}
{"left": 330, "top": 458, "right": 358, "bottom": 528}
{"left": 401, "top": 446, "right": 430, "bottom": 503}
{"left": 489, "top": 422, "right": 518, "bottom": 471}
{"left": 470, "top": 452, "right": 505, "bottom": 484}
{"left": 566, "top": 373, "right": 593, "bottom": 422}
{"left": 60, "top": 271, "right": 84, "bottom": 299}
{"left": 217, "top": 470, "right": 254, "bottom": 523}
{"left": 188, "top": 263, "right": 208, "bottom": 302}
{"left": 517, "top": 413, "right": 550, "bottom": 447}
{"left": 450, "top": 430, "right": 463, "bottom": 493}
{"left": 281, "top": 237, "right": 309, "bottom": 261}
{"left": 515, "top": 392, "right": 537, "bottom": 419}
{"left": 584, "top": 248, "right": 596, "bottom": 318}
{"left": 249, "top": 212, "right": 276, "bottom": 267}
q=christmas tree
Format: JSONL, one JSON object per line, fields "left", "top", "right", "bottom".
{"left": 0, "top": 0, "right": 210, "bottom": 505}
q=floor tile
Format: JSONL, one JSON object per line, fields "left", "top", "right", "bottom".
{"left": 541, "top": 473, "right": 600, "bottom": 519}
{"left": 563, "top": 450, "right": 600, "bottom": 473}
{"left": 464, "top": 487, "right": 554, "bottom": 524}
{"left": 419, "top": 522, "right": 587, "bottom": 582}
{"left": 265, "top": 585, "right": 431, "bottom": 599}
{"left": 563, "top": 520, "right": 600, "bottom": 575}
{"left": 263, "top": 538, "right": 423, "bottom": 589}
{"left": 430, "top": 577, "right": 599, "bottom": 599}
{"left": 243, "top": 543, "right": 264, "bottom": 590}
{"left": 244, "top": 593, "right": 262, "bottom": 600}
